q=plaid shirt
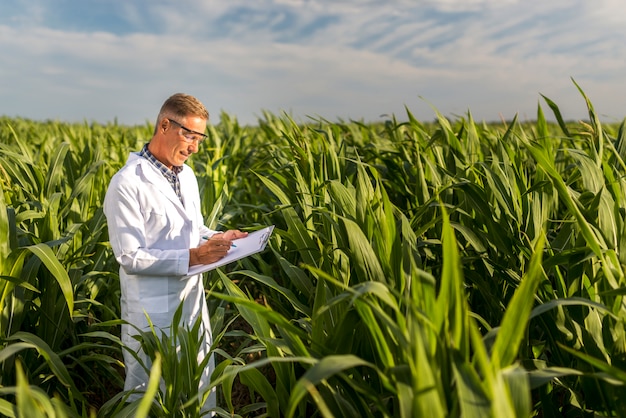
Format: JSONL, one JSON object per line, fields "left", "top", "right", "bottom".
{"left": 139, "top": 144, "right": 184, "bottom": 203}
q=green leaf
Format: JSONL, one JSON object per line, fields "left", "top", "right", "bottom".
{"left": 25, "top": 243, "right": 74, "bottom": 316}
{"left": 134, "top": 352, "right": 162, "bottom": 418}
{"left": 5, "top": 331, "right": 81, "bottom": 400}
{"left": 285, "top": 355, "right": 375, "bottom": 418}
{"left": 239, "top": 367, "right": 281, "bottom": 418}
{"left": 452, "top": 358, "right": 490, "bottom": 418}
{"left": 491, "top": 234, "right": 545, "bottom": 369}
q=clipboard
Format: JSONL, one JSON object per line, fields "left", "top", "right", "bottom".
{"left": 186, "top": 225, "right": 275, "bottom": 276}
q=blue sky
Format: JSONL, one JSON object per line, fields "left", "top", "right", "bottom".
{"left": 1, "top": 0, "right": 626, "bottom": 126}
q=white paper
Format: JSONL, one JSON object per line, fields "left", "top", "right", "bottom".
{"left": 186, "top": 225, "right": 275, "bottom": 276}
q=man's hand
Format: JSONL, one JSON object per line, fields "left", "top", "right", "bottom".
{"left": 221, "top": 229, "right": 249, "bottom": 241}
{"left": 189, "top": 229, "right": 249, "bottom": 266}
{"left": 189, "top": 235, "right": 231, "bottom": 266}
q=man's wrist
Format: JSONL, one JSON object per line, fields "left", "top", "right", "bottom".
{"left": 189, "top": 247, "right": 199, "bottom": 266}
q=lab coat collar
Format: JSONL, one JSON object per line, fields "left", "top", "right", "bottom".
{"left": 128, "top": 153, "right": 193, "bottom": 221}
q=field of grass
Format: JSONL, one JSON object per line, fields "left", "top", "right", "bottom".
{"left": 2, "top": 86, "right": 626, "bottom": 417}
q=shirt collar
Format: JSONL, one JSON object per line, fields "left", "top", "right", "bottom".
{"left": 139, "top": 144, "right": 183, "bottom": 175}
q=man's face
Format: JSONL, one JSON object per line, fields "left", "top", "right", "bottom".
{"left": 157, "top": 115, "right": 207, "bottom": 168}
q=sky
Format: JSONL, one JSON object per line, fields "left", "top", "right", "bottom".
{"left": 1, "top": 0, "right": 626, "bottom": 127}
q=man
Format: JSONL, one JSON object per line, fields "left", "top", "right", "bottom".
{"left": 103, "top": 93, "right": 247, "bottom": 412}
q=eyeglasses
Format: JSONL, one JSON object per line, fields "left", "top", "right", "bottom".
{"left": 168, "top": 119, "right": 208, "bottom": 144}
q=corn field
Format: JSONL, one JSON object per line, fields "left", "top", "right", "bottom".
{"left": 3, "top": 85, "right": 626, "bottom": 417}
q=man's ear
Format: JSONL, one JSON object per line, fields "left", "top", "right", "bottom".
{"left": 161, "top": 118, "right": 169, "bottom": 133}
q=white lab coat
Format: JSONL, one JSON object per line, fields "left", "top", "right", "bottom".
{"left": 103, "top": 152, "right": 216, "bottom": 410}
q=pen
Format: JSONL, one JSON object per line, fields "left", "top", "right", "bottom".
{"left": 202, "top": 236, "right": 236, "bottom": 247}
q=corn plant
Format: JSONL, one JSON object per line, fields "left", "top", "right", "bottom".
{"left": 3, "top": 82, "right": 626, "bottom": 417}
{"left": 0, "top": 119, "right": 130, "bottom": 413}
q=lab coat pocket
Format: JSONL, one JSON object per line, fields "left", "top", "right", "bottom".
{"left": 126, "top": 276, "right": 170, "bottom": 314}
{"left": 144, "top": 210, "right": 172, "bottom": 241}
{"left": 144, "top": 206, "right": 188, "bottom": 245}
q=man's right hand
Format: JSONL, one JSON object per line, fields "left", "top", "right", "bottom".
{"left": 189, "top": 235, "right": 233, "bottom": 266}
